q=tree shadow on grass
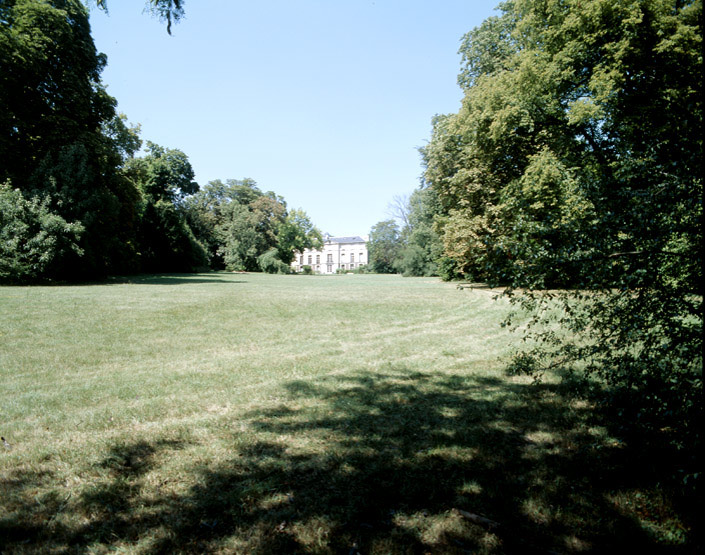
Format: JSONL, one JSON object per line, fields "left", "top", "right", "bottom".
{"left": 112, "top": 273, "right": 247, "bottom": 286}
{"left": 1, "top": 370, "right": 697, "bottom": 553}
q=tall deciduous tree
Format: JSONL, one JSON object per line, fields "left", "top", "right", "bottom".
{"left": 423, "top": 0, "right": 702, "bottom": 470}
{"left": 367, "top": 220, "right": 402, "bottom": 274}
{"left": 395, "top": 187, "right": 444, "bottom": 277}
{"left": 125, "top": 142, "right": 198, "bottom": 204}
{"left": 123, "top": 142, "right": 207, "bottom": 272}
{"left": 275, "top": 208, "right": 323, "bottom": 265}
{"left": 0, "top": 0, "right": 141, "bottom": 279}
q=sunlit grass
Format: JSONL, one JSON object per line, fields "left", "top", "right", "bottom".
{"left": 0, "top": 273, "right": 697, "bottom": 553}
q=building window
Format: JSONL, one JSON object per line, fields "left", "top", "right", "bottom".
{"left": 316, "top": 255, "right": 320, "bottom": 264}
{"left": 327, "top": 264, "right": 332, "bottom": 273}
{"left": 308, "top": 255, "right": 312, "bottom": 265}
{"left": 360, "top": 252, "right": 364, "bottom": 262}
{"left": 327, "top": 253, "right": 333, "bottom": 263}
{"left": 300, "top": 255, "right": 304, "bottom": 265}
{"left": 350, "top": 253, "right": 354, "bottom": 262}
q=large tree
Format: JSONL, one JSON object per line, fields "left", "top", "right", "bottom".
{"left": 367, "top": 220, "right": 402, "bottom": 274}
{"left": 423, "top": 0, "right": 702, "bottom": 471}
{"left": 394, "top": 187, "right": 444, "bottom": 277}
{"left": 0, "top": 0, "right": 141, "bottom": 280}
{"left": 275, "top": 208, "right": 323, "bottom": 266}
{"left": 123, "top": 142, "right": 207, "bottom": 272}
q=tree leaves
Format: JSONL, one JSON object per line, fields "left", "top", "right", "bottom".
{"left": 423, "top": 0, "right": 703, "bottom": 471}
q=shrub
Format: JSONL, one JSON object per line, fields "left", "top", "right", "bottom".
{"left": 0, "top": 182, "right": 84, "bottom": 283}
{"left": 257, "top": 248, "right": 290, "bottom": 274}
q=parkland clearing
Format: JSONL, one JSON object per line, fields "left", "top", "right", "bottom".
{"left": 0, "top": 273, "right": 698, "bottom": 553}
{"left": 2, "top": 0, "right": 701, "bottom": 552}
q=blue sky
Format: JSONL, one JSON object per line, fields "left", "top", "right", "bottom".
{"left": 89, "top": 1, "right": 499, "bottom": 236}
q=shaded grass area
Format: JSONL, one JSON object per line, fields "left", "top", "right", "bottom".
{"left": 3, "top": 370, "right": 696, "bottom": 553}
{"left": 0, "top": 273, "right": 699, "bottom": 553}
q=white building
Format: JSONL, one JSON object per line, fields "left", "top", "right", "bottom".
{"left": 292, "top": 234, "right": 368, "bottom": 274}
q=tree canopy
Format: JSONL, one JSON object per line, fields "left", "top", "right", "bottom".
{"left": 1, "top": 0, "right": 141, "bottom": 279}
{"left": 0, "top": 0, "right": 323, "bottom": 281}
{"left": 182, "top": 179, "right": 322, "bottom": 273}
{"left": 367, "top": 220, "right": 402, "bottom": 274}
{"left": 421, "top": 0, "right": 702, "bottom": 480}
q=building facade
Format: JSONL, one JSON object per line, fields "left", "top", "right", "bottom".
{"left": 291, "top": 234, "right": 368, "bottom": 274}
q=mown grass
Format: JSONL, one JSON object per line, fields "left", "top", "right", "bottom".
{"left": 0, "top": 273, "right": 698, "bottom": 553}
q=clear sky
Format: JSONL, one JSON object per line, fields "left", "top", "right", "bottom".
{"left": 89, "top": 1, "right": 499, "bottom": 237}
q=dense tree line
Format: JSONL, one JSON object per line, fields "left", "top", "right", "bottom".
{"left": 415, "top": 0, "right": 701, "bottom": 485}
{"left": 367, "top": 187, "right": 444, "bottom": 276}
{"left": 1, "top": 0, "right": 320, "bottom": 283}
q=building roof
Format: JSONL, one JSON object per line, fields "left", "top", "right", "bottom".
{"left": 326, "top": 235, "right": 366, "bottom": 244}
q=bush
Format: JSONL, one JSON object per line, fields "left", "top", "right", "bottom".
{"left": 336, "top": 265, "right": 368, "bottom": 274}
{"left": 257, "top": 248, "right": 290, "bottom": 274}
{"left": 0, "top": 182, "right": 84, "bottom": 283}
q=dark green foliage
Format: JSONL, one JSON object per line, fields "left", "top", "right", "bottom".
{"left": 214, "top": 189, "right": 286, "bottom": 272}
{"left": 123, "top": 143, "right": 208, "bottom": 273}
{"left": 0, "top": 0, "right": 141, "bottom": 280}
{"left": 423, "top": 0, "right": 703, "bottom": 479}
{"left": 124, "top": 142, "right": 198, "bottom": 205}
{"left": 137, "top": 200, "right": 208, "bottom": 273}
{"left": 395, "top": 188, "right": 444, "bottom": 277}
{"left": 374, "top": 187, "right": 444, "bottom": 277}
{"left": 0, "top": 183, "right": 84, "bottom": 283}
{"left": 367, "top": 220, "right": 402, "bottom": 274}
{"left": 183, "top": 178, "right": 320, "bottom": 273}
{"left": 275, "top": 208, "right": 323, "bottom": 265}
{"left": 257, "top": 248, "right": 290, "bottom": 274}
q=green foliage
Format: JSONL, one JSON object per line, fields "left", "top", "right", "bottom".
{"left": 0, "top": 182, "right": 84, "bottom": 283}
{"left": 423, "top": 0, "right": 703, "bottom": 474}
{"left": 375, "top": 188, "right": 445, "bottom": 277}
{"left": 137, "top": 199, "right": 208, "bottom": 273}
{"left": 367, "top": 219, "right": 401, "bottom": 274}
{"left": 275, "top": 208, "right": 323, "bottom": 265}
{"left": 0, "top": 0, "right": 114, "bottom": 188}
{"left": 184, "top": 178, "right": 318, "bottom": 274}
{"left": 123, "top": 143, "right": 208, "bottom": 273}
{"left": 94, "top": 0, "right": 184, "bottom": 34}
{"left": 181, "top": 178, "right": 260, "bottom": 268}
{"left": 0, "top": 0, "right": 142, "bottom": 279}
{"left": 124, "top": 142, "right": 198, "bottom": 205}
{"left": 102, "top": 113, "right": 142, "bottom": 162}
{"left": 215, "top": 189, "right": 287, "bottom": 272}
{"left": 395, "top": 188, "right": 444, "bottom": 277}
{"left": 257, "top": 248, "right": 290, "bottom": 274}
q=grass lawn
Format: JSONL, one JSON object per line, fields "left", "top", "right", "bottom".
{"left": 0, "top": 273, "right": 698, "bottom": 553}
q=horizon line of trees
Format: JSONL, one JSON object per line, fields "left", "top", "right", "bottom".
{"left": 0, "top": 0, "right": 322, "bottom": 284}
